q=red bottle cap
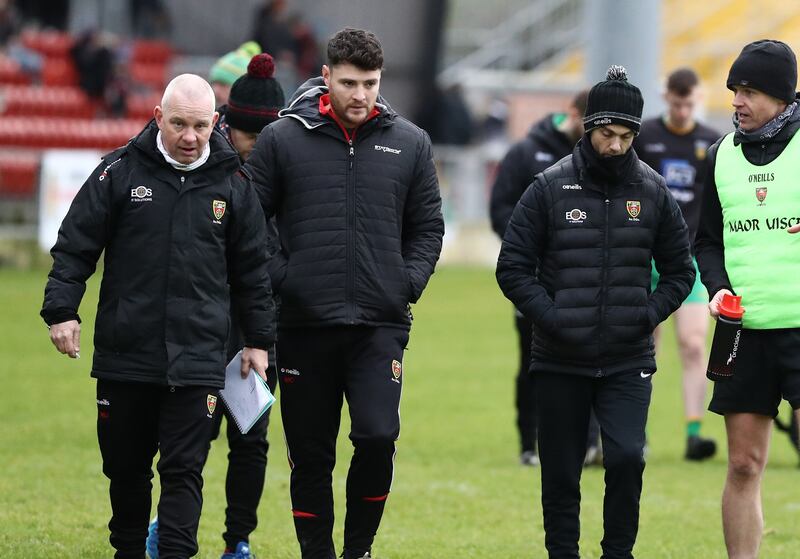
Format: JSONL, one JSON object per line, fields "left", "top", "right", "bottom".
{"left": 719, "top": 293, "right": 745, "bottom": 319}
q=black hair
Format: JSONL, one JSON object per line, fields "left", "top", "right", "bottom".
{"left": 666, "top": 68, "right": 699, "bottom": 97}
{"left": 572, "top": 89, "right": 589, "bottom": 117}
{"left": 327, "top": 28, "right": 384, "bottom": 71}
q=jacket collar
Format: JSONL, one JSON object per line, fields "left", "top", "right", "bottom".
{"left": 572, "top": 139, "right": 642, "bottom": 193}
{"left": 279, "top": 76, "right": 395, "bottom": 133}
{"left": 128, "top": 120, "right": 241, "bottom": 191}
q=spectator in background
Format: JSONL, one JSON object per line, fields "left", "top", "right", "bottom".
{"left": 17, "top": 0, "right": 69, "bottom": 30}
{"left": 250, "top": 0, "right": 294, "bottom": 62}
{"left": 0, "top": 0, "right": 18, "bottom": 45}
{"left": 129, "top": 0, "right": 171, "bottom": 39}
{"left": 0, "top": 0, "right": 42, "bottom": 81}
{"left": 490, "top": 90, "right": 592, "bottom": 467}
{"left": 633, "top": 67, "right": 721, "bottom": 462}
{"left": 288, "top": 13, "right": 321, "bottom": 80}
{"left": 209, "top": 41, "right": 262, "bottom": 107}
{"left": 420, "top": 84, "right": 474, "bottom": 146}
{"left": 70, "top": 29, "right": 127, "bottom": 116}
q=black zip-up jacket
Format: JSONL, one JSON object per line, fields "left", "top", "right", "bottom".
{"left": 496, "top": 140, "right": 695, "bottom": 376}
{"left": 695, "top": 97, "right": 800, "bottom": 300}
{"left": 245, "top": 77, "right": 444, "bottom": 329}
{"left": 490, "top": 114, "right": 576, "bottom": 237}
{"left": 41, "top": 120, "right": 275, "bottom": 388}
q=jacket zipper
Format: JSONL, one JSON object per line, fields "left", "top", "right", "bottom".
{"left": 346, "top": 139, "right": 356, "bottom": 324}
{"left": 165, "top": 174, "right": 185, "bottom": 385}
{"left": 598, "top": 190, "right": 610, "bottom": 377}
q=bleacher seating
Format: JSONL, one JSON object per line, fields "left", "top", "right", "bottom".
{"left": 0, "top": 117, "right": 143, "bottom": 150}
{"left": 0, "top": 85, "right": 161, "bottom": 120}
{"left": 0, "top": 56, "right": 31, "bottom": 85}
{"left": 0, "top": 152, "right": 39, "bottom": 197}
{"left": 0, "top": 31, "right": 175, "bottom": 203}
{"left": 534, "top": 0, "right": 800, "bottom": 113}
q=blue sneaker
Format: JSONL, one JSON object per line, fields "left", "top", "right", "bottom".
{"left": 145, "top": 516, "right": 159, "bottom": 559}
{"left": 221, "top": 541, "right": 255, "bottom": 559}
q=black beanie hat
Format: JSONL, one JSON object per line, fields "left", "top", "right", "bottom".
{"left": 727, "top": 40, "right": 797, "bottom": 104}
{"left": 226, "top": 53, "right": 286, "bottom": 133}
{"left": 583, "top": 65, "right": 644, "bottom": 134}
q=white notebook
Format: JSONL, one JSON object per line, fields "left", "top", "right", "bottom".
{"left": 219, "top": 350, "right": 276, "bottom": 434}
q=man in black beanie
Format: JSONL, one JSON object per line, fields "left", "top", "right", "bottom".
{"left": 497, "top": 65, "right": 694, "bottom": 558}
{"left": 221, "top": 53, "right": 286, "bottom": 161}
{"left": 695, "top": 39, "right": 800, "bottom": 558}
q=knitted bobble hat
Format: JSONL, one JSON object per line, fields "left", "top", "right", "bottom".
{"left": 583, "top": 65, "right": 644, "bottom": 134}
{"left": 225, "top": 53, "right": 286, "bottom": 133}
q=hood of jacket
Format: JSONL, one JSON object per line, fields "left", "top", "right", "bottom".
{"left": 527, "top": 112, "right": 576, "bottom": 155}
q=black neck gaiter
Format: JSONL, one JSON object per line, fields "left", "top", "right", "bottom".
{"left": 579, "top": 134, "right": 636, "bottom": 184}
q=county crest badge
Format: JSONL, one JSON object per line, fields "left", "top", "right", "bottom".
{"left": 626, "top": 200, "right": 641, "bottom": 219}
{"left": 391, "top": 359, "right": 402, "bottom": 380}
{"left": 755, "top": 187, "right": 767, "bottom": 205}
{"left": 207, "top": 394, "right": 218, "bottom": 415}
{"left": 212, "top": 200, "right": 227, "bottom": 221}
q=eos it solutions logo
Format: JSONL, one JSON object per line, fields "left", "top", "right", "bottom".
{"left": 130, "top": 185, "right": 153, "bottom": 202}
{"left": 565, "top": 208, "right": 587, "bottom": 224}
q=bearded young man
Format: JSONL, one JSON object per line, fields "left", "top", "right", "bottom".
{"left": 497, "top": 67, "right": 694, "bottom": 559}
{"left": 245, "top": 28, "right": 444, "bottom": 559}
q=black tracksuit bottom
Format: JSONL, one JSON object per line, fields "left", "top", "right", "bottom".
{"left": 211, "top": 355, "right": 277, "bottom": 550}
{"left": 277, "top": 325, "right": 409, "bottom": 559}
{"left": 515, "top": 313, "right": 537, "bottom": 453}
{"left": 535, "top": 369, "right": 652, "bottom": 559}
{"left": 96, "top": 379, "right": 220, "bottom": 559}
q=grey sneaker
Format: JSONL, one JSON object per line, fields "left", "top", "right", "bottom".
{"left": 520, "top": 450, "right": 539, "bottom": 466}
{"left": 583, "top": 444, "right": 603, "bottom": 467}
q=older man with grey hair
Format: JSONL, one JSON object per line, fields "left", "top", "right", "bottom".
{"left": 41, "top": 74, "right": 275, "bottom": 558}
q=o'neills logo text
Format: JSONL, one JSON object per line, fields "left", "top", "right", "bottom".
{"left": 748, "top": 173, "right": 774, "bottom": 183}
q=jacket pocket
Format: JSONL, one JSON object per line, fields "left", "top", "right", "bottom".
{"left": 94, "top": 297, "right": 119, "bottom": 352}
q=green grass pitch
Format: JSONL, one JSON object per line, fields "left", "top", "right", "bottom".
{"left": 1, "top": 265, "right": 798, "bottom": 558}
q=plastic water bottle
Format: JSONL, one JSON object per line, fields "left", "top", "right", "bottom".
{"left": 706, "top": 293, "right": 745, "bottom": 382}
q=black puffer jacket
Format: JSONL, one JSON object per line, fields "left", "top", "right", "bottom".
{"left": 245, "top": 77, "right": 444, "bottom": 328}
{"left": 496, "top": 140, "right": 695, "bottom": 376}
{"left": 41, "top": 121, "right": 275, "bottom": 387}
{"left": 490, "top": 114, "right": 576, "bottom": 237}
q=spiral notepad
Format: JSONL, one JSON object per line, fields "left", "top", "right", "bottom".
{"left": 219, "top": 350, "right": 276, "bottom": 434}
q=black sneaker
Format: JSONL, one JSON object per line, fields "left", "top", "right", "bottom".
{"left": 685, "top": 435, "right": 716, "bottom": 461}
